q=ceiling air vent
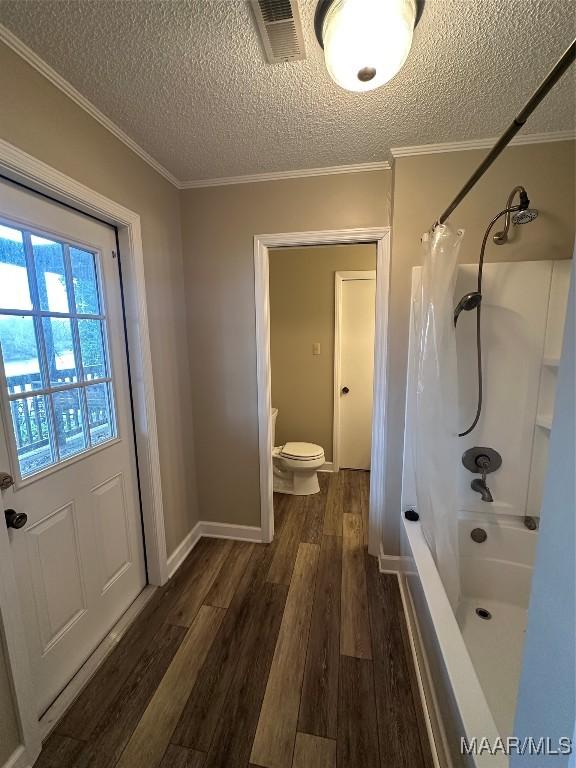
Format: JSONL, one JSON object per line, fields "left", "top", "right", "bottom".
{"left": 251, "top": 0, "right": 306, "bottom": 64}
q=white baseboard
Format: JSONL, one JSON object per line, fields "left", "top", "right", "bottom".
{"left": 379, "top": 547, "right": 410, "bottom": 574}
{"left": 166, "top": 521, "right": 264, "bottom": 579}
{"left": 199, "top": 521, "right": 263, "bottom": 542}
{"left": 318, "top": 461, "right": 335, "bottom": 472}
{"left": 2, "top": 746, "right": 31, "bottom": 768}
{"left": 166, "top": 522, "right": 203, "bottom": 578}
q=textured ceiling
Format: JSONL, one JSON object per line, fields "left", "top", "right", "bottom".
{"left": 0, "top": 0, "right": 574, "bottom": 183}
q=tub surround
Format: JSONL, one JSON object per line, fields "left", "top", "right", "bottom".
{"left": 399, "top": 256, "right": 573, "bottom": 764}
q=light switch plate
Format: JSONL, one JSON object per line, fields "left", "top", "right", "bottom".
{"left": 312, "top": 342, "right": 321, "bottom": 355}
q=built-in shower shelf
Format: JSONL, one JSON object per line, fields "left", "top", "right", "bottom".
{"left": 542, "top": 357, "right": 560, "bottom": 368}
{"left": 536, "top": 413, "right": 553, "bottom": 431}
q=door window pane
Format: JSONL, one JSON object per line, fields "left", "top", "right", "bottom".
{"left": 71, "top": 248, "right": 101, "bottom": 315}
{"left": 78, "top": 319, "right": 107, "bottom": 380}
{"left": 52, "top": 388, "right": 86, "bottom": 459}
{"left": 0, "top": 223, "right": 118, "bottom": 479}
{"left": 0, "top": 224, "right": 32, "bottom": 310}
{"left": 0, "top": 314, "right": 43, "bottom": 393}
{"left": 86, "top": 383, "right": 115, "bottom": 445}
{"left": 31, "top": 236, "right": 69, "bottom": 313}
{"left": 10, "top": 395, "right": 55, "bottom": 477}
{"left": 42, "top": 317, "right": 78, "bottom": 386}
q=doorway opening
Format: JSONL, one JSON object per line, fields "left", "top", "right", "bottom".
{"left": 254, "top": 229, "right": 391, "bottom": 557}
{"left": 268, "top": 247, "right": 377, "bottom": 549}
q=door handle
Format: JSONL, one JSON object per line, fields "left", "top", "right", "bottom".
{"left": 0, "top": 472, "right": 14, "bottom": 491}
{"left": 341, "top": 386, "right": 350, "bottom": 394}
{"left": 5, "top": 509, "right": 27, "bottom": 530}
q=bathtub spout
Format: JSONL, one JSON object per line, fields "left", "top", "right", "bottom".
{"left": 471, "top": 477, "right": 493, "bottom": 502}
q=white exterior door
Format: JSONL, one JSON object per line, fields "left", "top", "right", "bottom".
{"left": 337, "top": 273, "right": 376, "bottom": 470}
{"left": 0, "top": 180, "right": 146, "bottom": 715}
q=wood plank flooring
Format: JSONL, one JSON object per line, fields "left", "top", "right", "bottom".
{"left": 34, "top": 470, "right": 432, "bottom": 768}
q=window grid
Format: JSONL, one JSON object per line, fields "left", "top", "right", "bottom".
{"left": 24, "top": 230, "right": 58, "bottom": 466}
{"left": 0, "top": 224, "right": 117, "bottom": 476}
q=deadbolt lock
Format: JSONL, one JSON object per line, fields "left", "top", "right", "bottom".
{"left": 0, "top": 472, "right": 14, "bottom": 491}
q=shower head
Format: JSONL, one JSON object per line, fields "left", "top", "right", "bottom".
{"left": 512, "top": 208, "right": 538, "bottom": 225}
{"left": 493, "top": 185, "right": 535, "bottom": 244}
{"left": 454, "top": 291, "right": 482, "bottom": 326}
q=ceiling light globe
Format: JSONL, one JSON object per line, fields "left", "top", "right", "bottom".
{"left": 322, "top": 0, "right": 417, "bottom": 92}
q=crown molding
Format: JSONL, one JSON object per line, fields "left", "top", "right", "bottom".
{"left": 390, "top": 130, "right": 576, "bottom": 158}
{"left": 0, "top": 28, "right": 390, "bottom": 192}
{"left": 0, "top": 26, "right": 390, "bottom": 191}
{"left": 0, "top": 24, "right": 181, "bottom": 188}
{"left": 179, "top": 161, "right": 391, "bottom": 189}
{"left": 4, "top": 23, "right": 571, "bottom": 191}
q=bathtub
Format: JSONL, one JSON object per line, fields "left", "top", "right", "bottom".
{"left": 398, "top": 261, "right": 562, "bottom": 766}
{"left": 399, "top": 513, "right": 537, "bottom": 768}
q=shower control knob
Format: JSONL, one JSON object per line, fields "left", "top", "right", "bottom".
{"left": 341, "top": 387, "right": 350, "bottom": 394}
{"left": 4, "top": 509, "right": 27, "bottom": 530}
{"left": 462, "top": 446, "right": 502, "bottom": 474}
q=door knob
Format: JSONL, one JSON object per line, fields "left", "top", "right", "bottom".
{"left": 0, "top": 472, "right": 14, "bottom": 491}
{"left": 5, "top": 509, "right": 27, "bottom": 530}
{"left": 341, "top": 386, "right": 350, "bottom": 394}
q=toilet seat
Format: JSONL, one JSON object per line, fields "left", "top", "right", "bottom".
{"left": 271, "top": 409, "right": 324, "bottom": 495}
{"left": 280, "top": 442, "right": 324, "bottom": 461}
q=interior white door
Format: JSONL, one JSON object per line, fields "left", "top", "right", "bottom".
{"left": 0, "top": 179, "right": 146, "bottom": 715}
{"left": 338, "top": 274, "right": 376, "bottom": 470}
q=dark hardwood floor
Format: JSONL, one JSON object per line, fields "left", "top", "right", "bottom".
{"left": 35, "top": 470, "right": 433, "bottom": 768}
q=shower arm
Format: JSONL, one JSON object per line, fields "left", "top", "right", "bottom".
{"left": 493, "top": 186, "right": 528, "bottom": 244}
{"left": 432, "top": 38, "right": 576, "bottom": 230}
{"left": 476, "top": 205, "right": 524, "bottom": 289}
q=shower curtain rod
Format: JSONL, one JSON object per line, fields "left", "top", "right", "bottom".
{"left": 434, "top": 38, "right": 576, "bottom": 228}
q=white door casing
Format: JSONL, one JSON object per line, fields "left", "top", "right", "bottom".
{"left": 0, "top": 180, "right": 146, "bottom": 715}
{"left": 334, "top": 272, "right": 376, "bottom": 471}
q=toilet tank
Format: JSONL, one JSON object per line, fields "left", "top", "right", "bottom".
{"left": 271, "top": 407, "right": 278, "bottom": 445}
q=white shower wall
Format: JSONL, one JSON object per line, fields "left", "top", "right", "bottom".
{"left": 400, "top": 258, "right": 572, "bottom": 762}
{"left": 455, "top": 259, "right": 569, "bottom": 519}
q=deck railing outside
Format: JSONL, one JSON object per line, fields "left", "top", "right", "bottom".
{"left": 7, "top": 367, "right": 109, "bottom": 460}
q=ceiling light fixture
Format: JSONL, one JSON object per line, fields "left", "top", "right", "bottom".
{"left": 314, "top": 0, "right": 424, "bottom": 92}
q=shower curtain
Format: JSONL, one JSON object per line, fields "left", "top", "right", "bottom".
{"left": 412, "top": 224, "right": 463, "bottom": 609}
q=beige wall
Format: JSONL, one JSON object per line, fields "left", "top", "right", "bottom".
{"left": 386, "top": 141, "right": 575, "bottom": 552}
{"left": 181, "top": 171, "right": 392, "bottom": 525}
{"left": 269, "top": 244, "right": 377, "bottom": 461}
{"left": 181, "top": 141, "right": 574, "bottom": 542}
{"left": 0, "top": 42, "right": 199, "bottom": 556}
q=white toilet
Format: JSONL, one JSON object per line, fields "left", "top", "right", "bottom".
{"left": 271, "top": 407, "right": 325, "bottom": 495}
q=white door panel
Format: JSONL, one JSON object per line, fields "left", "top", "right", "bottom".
{"left": 338, "top": 275, "right": 376, "bottom": 470}
{"left": 26, "top": 502, "right": 86, "bottom": 652}
{"left": 92, "top": 473, "right": 132, "bottom": 594}
{"left": 0, "top": 179, "right": 145, "bottom": 714}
